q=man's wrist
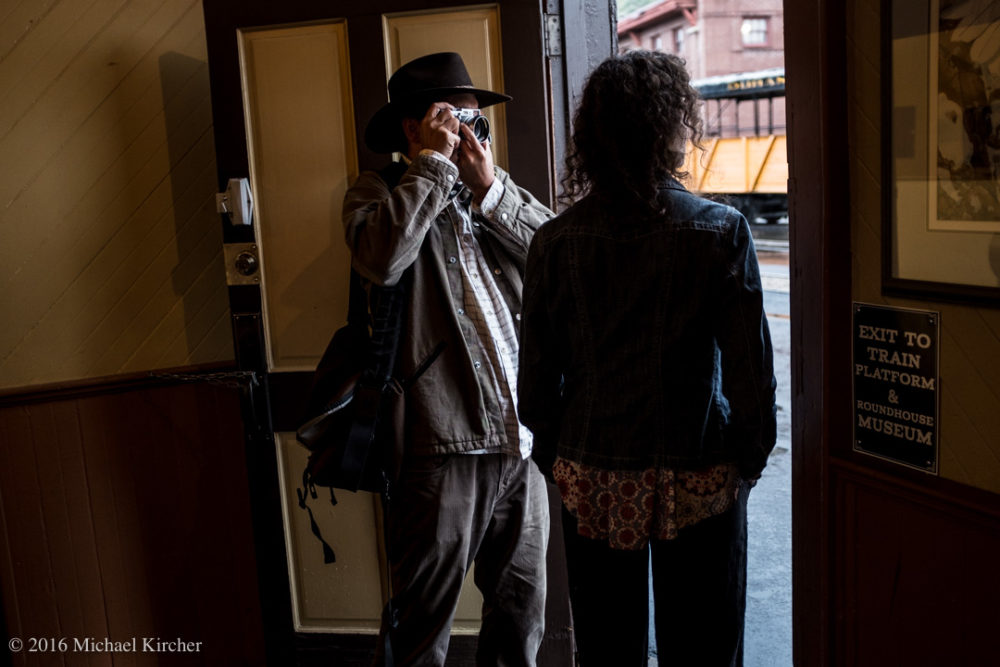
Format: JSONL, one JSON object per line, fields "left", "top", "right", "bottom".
{"left": 474, "top": 176, "right": 503, "bottom": 215}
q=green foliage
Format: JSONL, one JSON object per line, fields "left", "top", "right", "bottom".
{"left": 617, "top": 0, "right": 658, "bottom": 20}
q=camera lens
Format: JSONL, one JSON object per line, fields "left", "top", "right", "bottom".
{"left": 470, "top": 115, "right": 490, "bottom": 143}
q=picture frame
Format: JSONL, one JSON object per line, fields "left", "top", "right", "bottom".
{"left": 881, "top": 0, "right": 1000, "bottom": 304}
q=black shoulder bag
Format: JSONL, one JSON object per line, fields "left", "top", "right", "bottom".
{"left": 296, "top": 268, "right": 406, "bottom": 497}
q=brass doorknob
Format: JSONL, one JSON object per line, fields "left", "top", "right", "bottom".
{"left": 235, "top": 251, "right": 259, "bottom": 276}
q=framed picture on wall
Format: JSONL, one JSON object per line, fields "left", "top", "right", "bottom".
{"left": 882, "top": 0, "right": 1000, "bottom": 304}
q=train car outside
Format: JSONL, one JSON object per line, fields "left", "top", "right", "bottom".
{"left": 684, "top": 68, "right": 788, "bottom": 224}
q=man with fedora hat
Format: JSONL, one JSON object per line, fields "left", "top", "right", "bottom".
{"left": 343, "top": 52, "right": 553, "bottom": 665}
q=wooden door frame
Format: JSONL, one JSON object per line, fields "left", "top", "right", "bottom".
{"left": 784, "top": 0, "right": 851, "bottom": 664}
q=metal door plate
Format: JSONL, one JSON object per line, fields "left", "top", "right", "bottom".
{"left": 224, "top": 242, "right": 261, "bottom": 285}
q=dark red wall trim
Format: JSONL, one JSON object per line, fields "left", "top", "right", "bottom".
{"left": 0, "top": 362, "right": 242, "bottom": 407}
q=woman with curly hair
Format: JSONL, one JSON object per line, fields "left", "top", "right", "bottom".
{"left": 518, "top": 50, "right": 777, "bottom": 666}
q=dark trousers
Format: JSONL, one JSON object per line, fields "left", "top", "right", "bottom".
{"left": 562, "top": 483, "right": 749, "bottom": 667}
{"left": 376, "top": 453, "right": 549, "bottom": 667}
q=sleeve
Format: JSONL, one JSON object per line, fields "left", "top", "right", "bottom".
{"left": 715, "top": 210, "right": 778, "bottom": 480}
{"left": 475, "top": 167, "right": 554, "bottom": 265}
{"left": 342, "top": 154, "right": 458, "bottom": 286}
{"left": 473, "top": 177, "right": 505, "bottom": 217}
{"left": 517, "top": 231, "right": 563, "bottom": 478}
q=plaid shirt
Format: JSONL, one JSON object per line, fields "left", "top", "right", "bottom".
{"left": 414, "top": 149, "right": 533, "bottom": 459}
{"left": 450, "top": 182, "right": 534, "bottom": 459}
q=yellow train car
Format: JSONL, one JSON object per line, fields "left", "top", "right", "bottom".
{"left": 684, "top": 68, "right": 788, "bottom": 223}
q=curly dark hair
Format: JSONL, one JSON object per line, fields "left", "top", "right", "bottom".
{"left": 561, "top": 50, "right": 703, "bottom": 214}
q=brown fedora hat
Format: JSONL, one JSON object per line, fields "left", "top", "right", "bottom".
{"left": 364, "top": 52, "right": 511, "bottom": 154}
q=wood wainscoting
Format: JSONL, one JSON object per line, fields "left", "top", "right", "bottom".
{"left": 0, "top": 369, "right": 265, "bottom": 666}
{"left": 831, "top": 458, "right": 1000, "bottom": 666}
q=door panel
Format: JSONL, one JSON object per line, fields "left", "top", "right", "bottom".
{"left": 237, "top": 21, "right": 358, "bottom": 371}
{"left": 275, "top": 432, "right": 385, "bottom": 632}
{"left": 383, "top": 6, "right": 509, "bottom": 168}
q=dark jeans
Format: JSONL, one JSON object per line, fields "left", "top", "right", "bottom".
{"left": 375, "top": 453, "right": 549, "bottom": 667}
{"left": 562, "top": 482, "right": 749, "bottom": 667}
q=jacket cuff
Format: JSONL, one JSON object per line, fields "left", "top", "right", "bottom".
{"left": 474, "top": 177, "right": 505, "bottom": 217}
{"left": 489, "top": 172, "right": 525, "bottom": 232}
{"left": 736, "top": 434, "right": 773, "bottom": 479}
{"left": 412, "top": 151, "right": 459, "bottom": 192}
{"left": 531, "top": 446, "right": 556, "bottom": 484}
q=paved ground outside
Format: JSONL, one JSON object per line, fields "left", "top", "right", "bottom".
{"left": 649, "top": 230, "right": 792, "bottom": 666}
{"left": 745, "top": 247, "right": 792, "bottom": 667}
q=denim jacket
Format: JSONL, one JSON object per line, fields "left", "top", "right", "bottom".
{"left": 343, "top": 154, "right": 553, "bottom": 456}
{"left": 517, "top": 181, "right": 777, "bottom": 479}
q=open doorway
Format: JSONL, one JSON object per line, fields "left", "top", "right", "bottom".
{"left": 616, "top": 2, "right": 792, "bottom": 664}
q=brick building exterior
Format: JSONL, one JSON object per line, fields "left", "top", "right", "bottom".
{"left": 618, "top": 0, "right": 786, "bottom": 137}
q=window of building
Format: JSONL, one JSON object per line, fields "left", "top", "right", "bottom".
{"left": 741, "top": 17, "right": 768, "bottom": 47}
{"left": 673, "top": 26, "right": 684, "bottom": 54}
{"left": 651, "top": 33, "right": 663, "bottom": 51}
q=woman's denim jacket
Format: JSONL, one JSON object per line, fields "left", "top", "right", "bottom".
{"left": 518, "top": 182, "right": 777, "bottom": 479}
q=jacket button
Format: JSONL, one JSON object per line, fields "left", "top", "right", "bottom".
{"left": 448, "top": 256, "right": 457, "bottom": 264}
{"left": 500, "top": 212, "right": 509, "bottom": 221}
{"left": 515, "top": 313, "right": 521, "bottom": 321}
{"left": 494, "top": 268, "right": 501, "bottom": 275}
{"left": 457, "top": 308, "right": 465, "bottom": 315}
{"left": 474, "top": 361, "right": 482, "bottom": 369}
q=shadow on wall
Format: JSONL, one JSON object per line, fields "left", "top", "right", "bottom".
{"left": 158, "top": 50, "right": 230, "bottom": 369}
{"left": 71, "top": 50, "right": 229, "bottom": 377}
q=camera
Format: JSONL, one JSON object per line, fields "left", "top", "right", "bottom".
{"left": 451, "top": 108, "right": 491, "bottom": 143}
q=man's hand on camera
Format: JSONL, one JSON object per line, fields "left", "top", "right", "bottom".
{"left": 420, "top": 103, "right": 460, "bottom": 160}
{"left": 457, "top": 123, "right": 495, "bottom": 204}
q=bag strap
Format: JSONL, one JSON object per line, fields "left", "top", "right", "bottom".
{"left": 372, "top": 159, "right": 409, "bottom": 667}
{"left": 337, "top": 160, "right": 412, "bottom": 493}
{"left": 318, "top": 160, "right": 410, "bottom": 665}
{"left": 296, "top": 484, "right": 336, "bottom": 564}
{"left": 347, "top": 269, "right": 369, "bottom": 329}
{"left": 366, "top": 159, "right": 409, "bottom": 386}
{"left": 333, "top": 274, "right": 407, "bottom": 495}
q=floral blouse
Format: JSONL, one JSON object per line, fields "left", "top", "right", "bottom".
{"left": 553, "top": 457, "right": 741, "bottom": 550}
